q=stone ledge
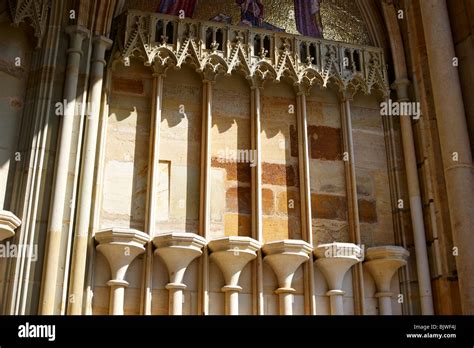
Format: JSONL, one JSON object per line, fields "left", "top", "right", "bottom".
{"left": 365, "top": 245, "right": 409, "bottom": 261}
{"left": 95, "top": 227, "right": 149, "bottom": 248}
{"left": 0, "top": 210, "right": 21, "bottom": 241}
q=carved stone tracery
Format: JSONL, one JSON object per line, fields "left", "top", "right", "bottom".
{"left": 9, "top": 0, "right": 51, "bottom": 48}
{"left": 120, "top": 11, "right": 389, "bottom": 95}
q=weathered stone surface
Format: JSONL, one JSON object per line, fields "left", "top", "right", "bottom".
{"left": 262, "top": 188, "right": 274, "bottom": 215}
{"left": 262, "top": 120, "right": 291, "bottom": 162}
{"left": 226, "top": 186, "right": 251, "bottom": 214}
{"left": 358, "top": 199, "right": 377, "bottom": 223}
{"left": 351, "top": 105, "right": 383, "bottom": 130}
{"left": 356, "top": 171, "right": 374, "bottom": 198}
{"left": 262, "top": 162, "right": 297, "bottom": 186}
{"left": 310, "top": 159, "right": 346, "bottom": 195}
{"left": 213, "top": 74, "right": 250, "bottom": 120}
{"left": 211, "top": 158, "right": 251, "bottom": 183}
{"left": 9, "top": 98, "right": 22, "bottom": 109}
{"left": 306, "top": 88, "right": 341, "bottom": 129}
{"left": 112, "top": 77, "right": 144, "bottom": 95}
{"left": 308, "top": 125, "right": 343, "bottom": 161}
{"left": 263, "top": 217, "right": 293, "bottom": 241}
{"left": 353, "top": 129, "right": 387, "bottom": 170}
{"left": 211, "top": 168, "right": 226, "bottom": 222}
{"left": 311, "top": 194, "right": 347, "bottom": 221}
{"left": 359, "top": 223, "right": 374, "bottom": 247}
{"left": 313, "top": 219, "right": 350, "bottom": 245}
{"left": 431, "top": 277, "right": 462, "bottom": 314}
{"left": 211, "top": 115, "right": 251, "bottom": 156}
{"left": 276, "top": 189, "right": 300, "bottom": 218}
{"left": 224, "top": 213, "right": 251, "bottom": 237}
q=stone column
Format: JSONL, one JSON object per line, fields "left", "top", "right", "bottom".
{"left": 40, "top": 25, "right": 89, "bottom": 315}
{"left": 381, "top": 0, "right": 434, "bottom": 315}
{"left": 419, "top": 0, "right": 474, "bottom": 314}
{"left": 141, "top": 71, "right": 165, "bottom": 315}
{"left": 0, "top": 210, "right": 21, "bottom": 241}
{"left": 339, "top": 92, "right": 365, "bottom": 314}
{"left": 198, "top": 79, "right": 213, "bottom": 315}
{"left": 251, "top": 86, "right": 263, "bottom": 243}
{"left": 392, "top": 79, "right": 434, "bottom": 315}
{"left": 314, "top": 243, "right": 362, "bottom": 315}
{"left": 296, "top": 91, "right": 316, "bottom": 315}
{"left": 263, "top": 240, "right": 312, "bottom": 315}
{"left": 146, "top": 72, "right": 164, "bottom": 237}
{"left": 199, "top": 80, "right": 213, "bottom": 239}
{"left": 364, "top": 246, "right": 409, "bottom": 315}
{"left": 208, "top": 237, "right": 261, "bottom": 315}
{"left": 250, "top": 83, "right": 264, "bottom": 315}
{"left": 153, "top": 232, "right": 207, "bottom": 315}
{"left": 95, "top": 228, "right": 149, "bottom": 315}
{"left": 68, "top": 36, "right": 113, "bottom": 315}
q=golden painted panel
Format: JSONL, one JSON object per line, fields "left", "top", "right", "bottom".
{"left": 124, "top": 0, "right": 371, "bottom": 45}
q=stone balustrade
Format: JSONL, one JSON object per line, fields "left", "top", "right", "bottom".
{"left": 119, "top": 10, "right": 388, "bottom": 94}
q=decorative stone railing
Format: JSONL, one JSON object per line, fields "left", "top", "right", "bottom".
{"left": 119, "top": 10, "right": 389, "bottom": 94}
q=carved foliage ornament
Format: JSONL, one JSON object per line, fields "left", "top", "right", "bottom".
{"left": 9, "top": 0, "right": 51, "bottom": 48}
{"left": 120, "top": 12, "right": 389, "bottom": 96}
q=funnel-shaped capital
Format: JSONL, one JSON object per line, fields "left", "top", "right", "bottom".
{"left": 209, "top": 236, "right": 261, "bottom": 287}
{"left": 314, "top": 242, "right": 362, "bottom": 290}
{"left": 364, "top": 246, "right": 409, "bottom": 293}
{"left": 0, "top": 210, "right": 21, "bottom": 241}
{"left": 95, "top": 228, "right": 149, "bottom": 281}
{"left": 263, "top": 240, "right": 312, "bottom": 289}
{"left": 153, "top": 232, "right": 207, "bottom": 284}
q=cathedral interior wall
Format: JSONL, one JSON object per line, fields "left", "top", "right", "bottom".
{"left": 91, "top": 60, "right": 402, "bottom": 315}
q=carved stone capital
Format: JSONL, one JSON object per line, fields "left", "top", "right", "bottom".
{"left": 95, "top": 228, "right": 149, "bottom": 282}
{"left": 153, "top": 232, "right": 206, "bottom": 285}
{"left": 208, "top": 236, "right": 261, "bottom": 287}
{"left": 314, "top": 242, "right": 362, "bottom": 291}
{"left": 364, "top": 245, "right": 409, "bottom": 293}
{"left": 0, "top": 210, "right": 21, "bottom": 241}
{"left": 263, "top": 239, "right": 312, "bottom": 290}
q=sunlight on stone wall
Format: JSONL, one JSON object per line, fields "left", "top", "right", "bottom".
{"left": 101, "top": 62, "right": 151, "bottom": 231}
{"left": 261, "top": 82, "right": 301, "bottom": 242}
{"left": 210, "top": 74, "right": 252, "bottom": 239}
